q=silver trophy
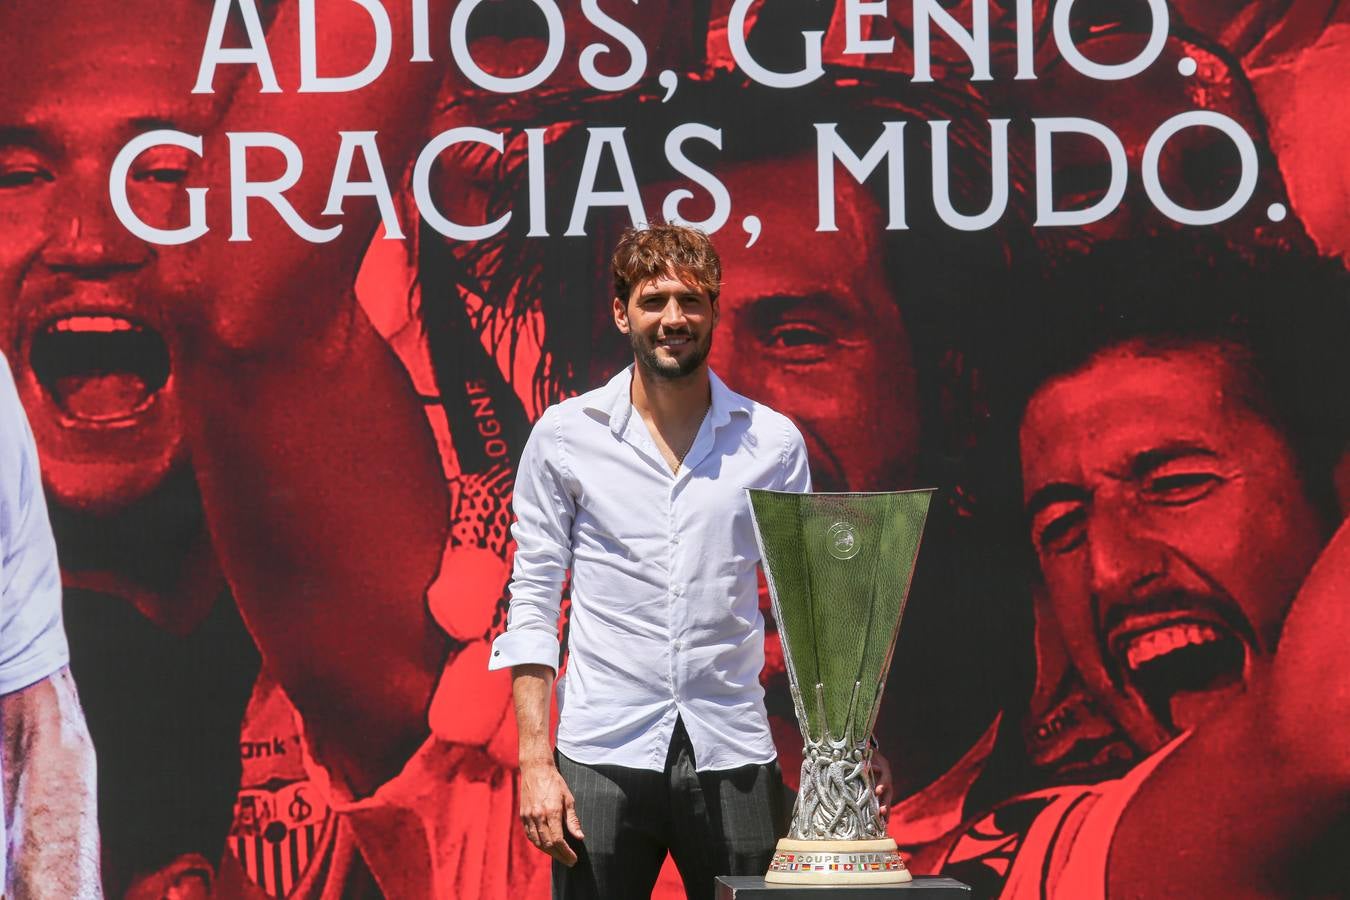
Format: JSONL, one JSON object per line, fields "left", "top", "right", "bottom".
{"left": 747, "top": 489, "right": 933, "bottom": 884}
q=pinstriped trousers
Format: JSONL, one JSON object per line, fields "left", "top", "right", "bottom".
{"left": 554, "top": 717, "right": 786, "bottom": 900}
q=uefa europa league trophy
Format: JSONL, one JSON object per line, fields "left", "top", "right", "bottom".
{"left": 747, "top": 488, "right": 933, "bottom": 885}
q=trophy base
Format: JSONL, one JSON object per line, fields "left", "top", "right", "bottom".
{"left": 765, "top": 837, "right": 911, "bottom": 884}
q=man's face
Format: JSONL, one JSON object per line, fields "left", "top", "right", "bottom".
{"left": 706, "top": 155, "right": 920, "bottom": 491}
{"left": 614, "top": 273, "right": 717, "bottom": 380}
{"left": 1020, "top": 343, "right": 1326, "bottom": 750}
{"left": 0, "top": 1, "right": 215, "bottom": 514}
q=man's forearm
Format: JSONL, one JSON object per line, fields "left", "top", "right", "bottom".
{"left": 158, "top": 0, "right": 459, "bottom": 798}
{"left": 184, "top": 314, "right": 448, "bottom": 798}
{"left": 2, "top": 667, "right": 101, "bottom": 898}
{"left": 512, "top": 664, "right": 557, "bottom": 767}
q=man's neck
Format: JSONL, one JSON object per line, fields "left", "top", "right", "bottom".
{"left": 630, "top": 361, "right": 711, "bottom": 427}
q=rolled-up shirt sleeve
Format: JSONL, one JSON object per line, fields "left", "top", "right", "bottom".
{"left": 0, "top": 353, "right": 67, "bottom": 695}
{"left": 488, "top": 405, "right": 575, "bottom": 672}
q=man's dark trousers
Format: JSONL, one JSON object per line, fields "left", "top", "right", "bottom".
{"left": 554, "top": 717, "right": 786, "bottom": 900}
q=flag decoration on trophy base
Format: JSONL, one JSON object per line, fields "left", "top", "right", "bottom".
{"left": 747, "top": 489, "right": 933, "bottom": 886}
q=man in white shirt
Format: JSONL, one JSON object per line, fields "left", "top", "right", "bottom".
{"left": 0, "top": 353, "right": 100, "bottom": 896}
{"left": 490, "top": 224, "right": 812, "bottom": 898}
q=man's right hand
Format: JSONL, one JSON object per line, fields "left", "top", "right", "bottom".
{"left": 519, "top": 760, "right": 585, "bottom": 866}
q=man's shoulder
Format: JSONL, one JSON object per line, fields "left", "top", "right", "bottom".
{"left": 0, "top": 351, "right": 32, "bottom": 502}
{"left": 524, "top": 387, "right": 621, "bottom": 467}
{"left": 740, "top": 397, "right": 804, "bottom": 448}
{"left": 940, "top": 739, "right": 1182, "bottom": 899}
{"left": 939, "top": 780, "right": 1105, "bottom": 899}
{"left": 536, "top": 386, "right": 609, "bottom": 431}
{"left": 0, "top": 350, "right": 23, "bottom": 421}
{"left": 712, "top": 377, "right": 800, "bottom": 443}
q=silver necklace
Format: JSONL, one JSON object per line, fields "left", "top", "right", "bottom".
{"left": 671, "top": 403, "right": 712, "bottom": 473}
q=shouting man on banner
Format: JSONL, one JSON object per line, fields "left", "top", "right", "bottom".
{"left": 933, "top": 239, "right": 1350, "bottom": 899}
{"left": 492, "top": 225, "right": 882, "bottom": 899}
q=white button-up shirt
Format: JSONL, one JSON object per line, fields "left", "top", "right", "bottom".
{"left": 0, "top": 353, "right": 68, "bottom": 889}
{"left": 489, "top": 366, "right": 810, "bottom": 771}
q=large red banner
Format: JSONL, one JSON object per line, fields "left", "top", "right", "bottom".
{"left": 3, "top": 0, "right": 1347, "bottom": 896}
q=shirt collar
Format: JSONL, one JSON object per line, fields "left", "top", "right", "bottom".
{"left": 585, "top": 365, "right": 751, "bottom": 439}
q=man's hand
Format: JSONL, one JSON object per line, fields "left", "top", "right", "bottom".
{"left": 870, "top": 746, "right": 896, "bottom": 820}
{"left": 519, "top": 760, "right": 585, "bottom": 866}
{"left": 511, "top": 665, "right": 583, "bottom": 864}
{"left": 162, "top": 0, "right": 458, "bottom": 360}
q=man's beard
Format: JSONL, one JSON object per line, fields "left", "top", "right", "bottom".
{"left": 630, "top": 326, "right": 713, "bottom": 379}
{"left": 1095, "top": 586, "right": 1254, "bottom": 740}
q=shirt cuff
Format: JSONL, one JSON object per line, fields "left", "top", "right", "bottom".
{"left": 487, "top": 629, "right": 560, "bottom": 671}
{"left": 0, "top": 641, "right": 69, "bottom": 696}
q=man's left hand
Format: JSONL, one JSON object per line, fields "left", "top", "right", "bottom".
{"left": 869, "top": 747, "right": 895, "bottom": 820}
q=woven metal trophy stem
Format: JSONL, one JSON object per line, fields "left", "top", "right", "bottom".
{"left": 793, "top": 681, "right": 882, "bottom": 841}
{"left": 748, "top": 489, "right": 933, "bottom": 885}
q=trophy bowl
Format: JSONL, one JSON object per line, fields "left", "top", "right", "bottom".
{"left": 746, "top": 489, "right": 934, "bottom": 885}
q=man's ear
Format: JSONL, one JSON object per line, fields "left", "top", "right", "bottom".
{"left": 613, "top": 295, "right": 630, "bottom": 334}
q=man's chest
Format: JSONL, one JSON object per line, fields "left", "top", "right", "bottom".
{"left": 568, "top": 430, "right": 782, "bottom": 571}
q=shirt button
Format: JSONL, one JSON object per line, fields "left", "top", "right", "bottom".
{"left": 675, "top": 640, "right": 685, "bottom": 650}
